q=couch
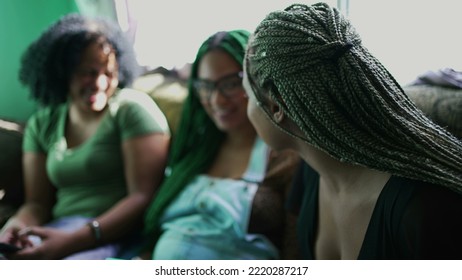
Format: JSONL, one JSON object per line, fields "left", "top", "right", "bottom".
{"left": 0, "top": 119, "right": 25, "bottom": 225}
{"left": 1, "top": 77, "right": 461, "bottom": 227}
{"left": 404, "top": 85, "right": 462, "bottom": 139}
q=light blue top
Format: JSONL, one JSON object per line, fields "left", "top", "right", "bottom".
{"left": 153, "top": 138, "right": 279, "bottom": 259}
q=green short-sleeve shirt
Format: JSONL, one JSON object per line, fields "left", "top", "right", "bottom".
{"left": 23, "top": 89, "right": 170, "bottom": 219}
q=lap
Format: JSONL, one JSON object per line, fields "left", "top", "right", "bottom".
{"left": 43, "top": 216, "right": 134, "bottom": 260}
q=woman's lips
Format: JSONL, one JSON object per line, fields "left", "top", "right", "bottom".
{"left": 215, "top": 109, "right": 232, "bottom": 117}
{"left": 87, "top": 92, "right": 108, "bottom": 111}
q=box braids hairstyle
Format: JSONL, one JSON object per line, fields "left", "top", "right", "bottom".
{"left": 245, "top": 3, "right": 462, "bottom": 192}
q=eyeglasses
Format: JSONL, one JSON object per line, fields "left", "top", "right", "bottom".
{"left": 193, "top": 71, "right": 244, "bottom": 102}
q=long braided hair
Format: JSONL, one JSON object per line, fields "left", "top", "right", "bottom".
{"left": 245, "top": 3, "right": 462, "bottom": 193}
{"left": 144, "top": 30, "right": 251, "bottom": 240}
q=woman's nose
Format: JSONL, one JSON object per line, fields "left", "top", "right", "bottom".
{"left": 209, "top": 88, "right": 227, "bottom": 106}
{"left": 94, "top": 73, "right": 108, "bottom": 90}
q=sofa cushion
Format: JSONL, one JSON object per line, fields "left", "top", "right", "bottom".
{"left": 0, "top": 119, "right": 25, "bottom": 207}
{"left": 132, "top": 73, "right": 187, "bottom": 135}
{"left": 404, "top": 85, "right": 462, "bottom": 139}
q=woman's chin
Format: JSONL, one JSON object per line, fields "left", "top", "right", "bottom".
{"left": 90, "top": 93, "right": 108, "bottom": 111}
{"left": 91, "top": 101, "right": 106, "bottom": 111}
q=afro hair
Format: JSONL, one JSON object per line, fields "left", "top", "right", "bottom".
{"left": 19, "top": 13, "right": 140, "bottom": 105}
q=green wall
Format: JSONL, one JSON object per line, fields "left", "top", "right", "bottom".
{"left": 0, "top": 0, "right": 79, "bottom": 122}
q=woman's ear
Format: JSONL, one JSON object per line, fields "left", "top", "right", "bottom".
{"left": 268, "top": 99, "right": 285, "bottom": 124}
{"left": 265, "top": 82, "right": 285, "bottom": 124}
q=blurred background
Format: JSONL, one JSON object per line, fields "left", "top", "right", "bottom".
{"left": 1, "top": 0, "right": 461, "bottom": 122}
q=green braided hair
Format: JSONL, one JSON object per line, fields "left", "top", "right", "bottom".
{"left": 245, "top": 3, "right": 462, "bottom": 193}
{"left": 144, "top": 29, "right": 251, "bottom": 240}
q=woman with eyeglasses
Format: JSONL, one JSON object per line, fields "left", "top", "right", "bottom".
{"left": 143, "top": 30, "right": 300, "bottom": 259}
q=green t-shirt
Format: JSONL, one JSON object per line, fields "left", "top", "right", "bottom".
{"left": 23, "top": 89, "right": 170, "bottom": 219}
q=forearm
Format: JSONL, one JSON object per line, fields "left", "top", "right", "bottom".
{"left": 66, "top": 192, "right": 151, "bottom": 251}
{"left": 94, "top": 191, "right": 151, "bottom": 242}
{"left": 2, "top": 203, "right": 51, "bottom": 232}
{"left": 39, "top": 192, "right": 151, "bottom": 257}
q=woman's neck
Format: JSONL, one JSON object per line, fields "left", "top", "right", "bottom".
{"left": 68, "top": 102, "right": 106, "bottom": 123}
{"left": 225, "top": 123, "right": 258, "bottom": 149}
{"left": 206, "top": 125, "right": 257, "bottom": 179}
{"left": 297, "top": 142, "right": 390, "bottom": 194}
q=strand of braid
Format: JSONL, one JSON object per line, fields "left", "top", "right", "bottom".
{"left": 246, "top": 3, "right": 462, "bottom": 192}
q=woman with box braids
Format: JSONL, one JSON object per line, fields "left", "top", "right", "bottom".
{"left": 244, "top": 3, "right": 462, "bottom": 259}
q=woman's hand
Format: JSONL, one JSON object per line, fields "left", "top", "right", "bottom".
{"left": 0, "top": 225, "right": 21, "bottom": 245}
{"left": 0, "top": 222, "right": 34, "bottom": 250}
{"left": 10, "top": 227, "right": 75, "bottom": 259}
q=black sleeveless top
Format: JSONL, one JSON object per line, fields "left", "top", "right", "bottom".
{"left": 288, "top": 162, "right": 462, "bottom": 259}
